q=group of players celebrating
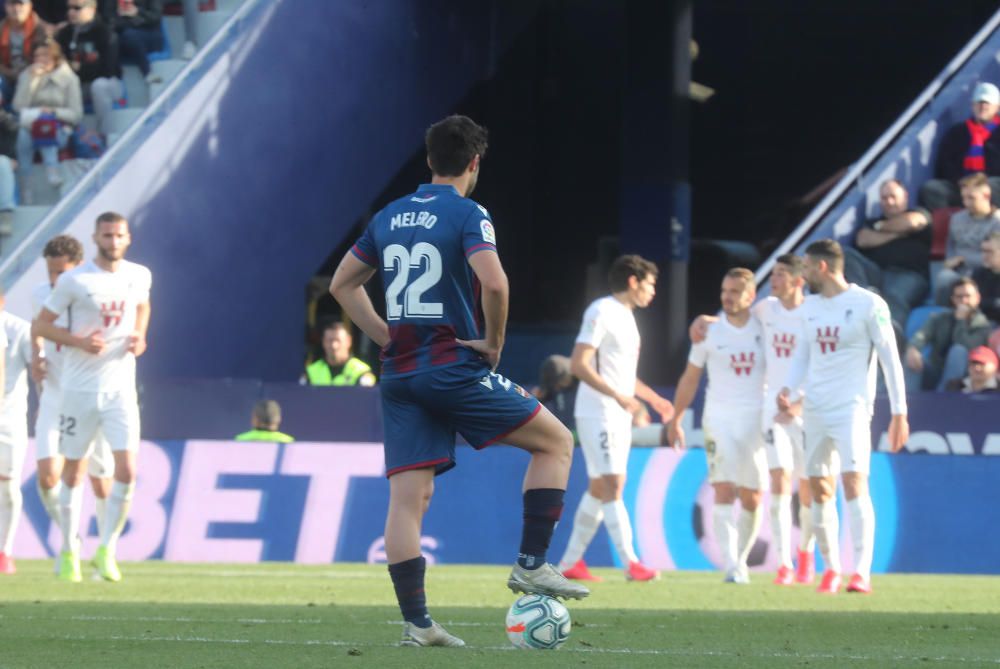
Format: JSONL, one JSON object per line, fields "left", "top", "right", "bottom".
{"left": 330, "top": 114, "right": 910, "bottom": 647}
{"left": 0, "top": 213, "right": 150, "bottom": 583}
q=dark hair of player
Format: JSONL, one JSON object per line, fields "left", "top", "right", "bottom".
{"left": 95, "top": 211, "right": 127, "bottom": 229}
{"left": 42, "top": 235, "right": 84, "bottom": 263}
{"left": 775, "top": 254, "right": 803, "bottom": 276}
{"left": 608, "top": 254, "right": 659, "bottom": 293}
{"left": 425, "top": 115, "right": 489, "bottom": 177}
{"left": 804, "top": 239, "right": 844, "bottom": 273}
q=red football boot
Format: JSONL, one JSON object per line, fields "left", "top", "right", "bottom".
{"left": 795, "top": 549, "right": 815, "bottom": 584}
{"left": 561, "top": 559, "right": 603, "bottom": 582}
{"left": 816, "top": 569, "right": 841, "bottom": 594}
{"left": 773, "top": 564, "right": 794, "bottom": 586}
{"left": 846, "top": 573, "right": 872, "bottom": 594}
{"left": 625, "top": 561, "right": 660, "bottom": 582}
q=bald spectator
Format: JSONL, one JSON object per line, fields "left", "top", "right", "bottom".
{"left": 934, "top": 173, "right": 1000, "bottom": 304}
{"left": 844, "top": 178, "right": 931, "bottom": 347}
{"left": 944, "top": 346, "right": 999, "bottom": 394}
{"left": 973, "top": 230, "right": 1000, "bottom": 323}
{"left": 234, "top": 399, "right": 294, "bottom": 443}
{"left": 301, "top": 321, "right": 376, "bottom": 387}
{"left": 920, "top": 83, "right": 1000, "bottom": 210}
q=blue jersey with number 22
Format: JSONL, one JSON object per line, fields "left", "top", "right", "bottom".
{"left": 351, "top": 183, "right": 498, "bottom": 379}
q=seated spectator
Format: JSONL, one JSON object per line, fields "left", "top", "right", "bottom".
{"left": 301, "top": 321, "right": 376, "bottom": 387}
{"left": 12, "top": 37, "right": 80, "bottom": 192}
{"left": 905, "top": 277, "right": 992, "bottom": 391}
{"left": 920, "top": 83, "right": 1000, "bottom": 210}
{"left": 56, "top": 0, "right": 118, "bottom": 136}
{"left": 0, "top": 0, "right": 47, "bottom": 104}
{"left": 110, "top": 0, "right": 161, "bottom": 83}
{"left": 973, "top": 230, "right": 1000, "bottom": 323}
{"left": 843, "top": 178, "right": 931, "bottom": 348}
{"left": 234, "top": 399, "right": 294, "bottom": 443}
{"left": 0, "top": 90, "right": 15, "bottom": 235}
{"left": 934, "top": 172, "right": 1000, "bottom": 304}
{"left": 533, "top": 353, "right": 576, "bottom": 430}
{"left": 943, "top": 346, "right": 999, "bottom": 394}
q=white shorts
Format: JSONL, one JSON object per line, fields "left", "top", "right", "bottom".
{"left": 703, "top": 408, "right": 767, "bottom": 490}
{"left": 576, "top": 414, "right": 632, "bottom": 477}
{"left": 0, "top": 412, "right": 28, "bottom": 479}
{"left": 58, "top": 389, "right": 140, "bottom": 461}
{"left": 764, "top": 417, "right": 805, "bottom": 478}
{"left": 36, "top": 390, "right": 116, "bottom": 478}
{"left": 803, "top": 405, "right": 871, "bottom": 477}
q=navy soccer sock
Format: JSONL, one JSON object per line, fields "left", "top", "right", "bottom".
{"left": 517, "top": 488, "right": 565, "bottom": 570}
{"left": 388, "top": 556, "right": 431, "bottom": 628}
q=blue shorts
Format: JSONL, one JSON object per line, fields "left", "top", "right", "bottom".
{"left": 381, "top": 360, "right": 541, "bottom": 478}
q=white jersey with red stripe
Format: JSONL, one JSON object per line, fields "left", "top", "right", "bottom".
{"left": 689, "top": 313, "right": 765, "bottom": 413}
{"left": 42, "top": 259, "right": 152, "bottom": 393}
{"left": 785, "top": 284, "right": 907, "bottom": 416}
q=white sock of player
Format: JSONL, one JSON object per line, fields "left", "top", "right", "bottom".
{"left": 0, "top": 478, "right": 22, "bottom": 554}
{"left": 93, "top": 495, "right": 108, "bottom": 543}
{"left": 602, "top": 500, "right": 639, "bottom": 566}
{"left": 558, "top": 493, "right": 604, "bottom": 569}
{"left": 736, "top": 506, "right": 762, "bottom": 568}
{"left": 58, "top": 484, "right": 83, "bottom": 555}
{"left": 846, "top": 495, "right": 875, "bottom": 579}
{"left": 770, "top": 494, "right": 793, "bottom": 568}
{"left": 811, "top": 499, "right": 841, "bottom": 573}
{"left": 101, "top": 481, "right": 134, "bottom": 550}
{"left": 37, "top": 479, "right": 62, "bottom": 530}
{"left": 713, "top": 503, "right": 737, "bottom": 572}
{"left": 798, "top": 503, "right": 815, "bottom": 552}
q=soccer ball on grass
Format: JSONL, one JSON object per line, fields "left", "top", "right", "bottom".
{"left": 505, "top": 593, "right": 571, "bottom": 650}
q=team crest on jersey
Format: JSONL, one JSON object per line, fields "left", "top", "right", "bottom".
{"left": 816, "top": 326, "right": 840, "bottom": 353}
{"left": 100, "top": 300, "right": 126, "bottom": 327}
{"left": 772, "top": 332, "right": 795, "bottom": 357}
{"left": 480, "top": 219, "right": 496, "bottom": 244}
{"left": 730, "top": 351, "right": 755, "bottom": 376}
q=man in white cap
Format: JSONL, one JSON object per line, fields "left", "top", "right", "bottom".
{"left": 920, "top": 82, "right": 1000, "bottom": 209}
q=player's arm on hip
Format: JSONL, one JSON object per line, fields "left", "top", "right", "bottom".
{"left": 466, "top": 250, "right": 508, "bottom": 352}
{"left": 329, "top": 252, "right": 390, "bottom": 348}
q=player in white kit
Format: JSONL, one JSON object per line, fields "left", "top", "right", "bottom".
{"left": 31, "top": 235, "right": 115, "bottom": 569}
{"left": 779, "top": 239, "right": 908, "bottom": 595}
{"left": 0, "top": 298, "right": 32, "bottom": 575}
{"left": 557, "top": 255, "right": 673, "bottom": 583}
{"left": 669, "top": 268, "right": 768, "bottom": 583}
{"left": 34, "top": 213, "right": 151, "bottom": 583}
{"left": 689, "top": 255, "right": 819, "bottom": 585}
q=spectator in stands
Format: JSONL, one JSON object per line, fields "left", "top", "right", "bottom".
{"left": 56, "top": 0, "right": 118, "bottom": 136}
{"left": 943, "top": 346, "right": 999, "bottom": 394}
{"left": 234, "top": 399, "right": 294, "bottom": 443}
{"left": 920, "top": 83, "right": 1000, "bottom": 210}
{"left": 301, "top": 321, "right": 376, "bottom": 387}
{"left": 844, "top": 178, "right": 931, "bottom": 348}
{"left": 111, "top": 0, "right": 161, "bottom": 84}
{"left": 0, "top": 88, "right": 16, "bottom": 235}
{"left": 533, "top": 353, "right": 576, "bottom": 431}
{"left": 905, "top": 277, "right": 992, "bottom": 391}
{"left": 934, "top": 173, "right": 1000, "bottom": 304}
{"left": 12, "top": 37, "right": 81, "bottom": 191}
{"left": 973, "top": 230, "right": 1000, "bottom": 323}
{"left": 0, "top": 0, "right": 47, "bottom": 104}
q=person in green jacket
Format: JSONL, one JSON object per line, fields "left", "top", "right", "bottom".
{"left": 302, "top": 322, "right": 376, "bottom": 387}
{"left": 235, "top": 399, "right": 294, "bottom": 443}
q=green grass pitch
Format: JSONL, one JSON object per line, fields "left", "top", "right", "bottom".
{"left": 1, "top": 561, "right": 998, "bottom": 668}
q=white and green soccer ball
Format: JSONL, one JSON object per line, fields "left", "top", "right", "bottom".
{"left": 505, "top": 594, "right": 572, "bottom": 650}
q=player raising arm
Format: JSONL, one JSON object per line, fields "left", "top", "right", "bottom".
{"left": 777, "top": 239, "right": 908, "bottom": 595}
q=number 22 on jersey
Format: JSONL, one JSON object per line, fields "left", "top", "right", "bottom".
{"left": 383, "top": 242, "right": 444, "bottom": 319}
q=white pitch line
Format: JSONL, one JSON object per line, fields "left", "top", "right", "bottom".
{"left": 45, "top": 633, "right": 1000, "bottom": 664}
{"left": 0, "top": 614, "right": 324, "bottom": 625}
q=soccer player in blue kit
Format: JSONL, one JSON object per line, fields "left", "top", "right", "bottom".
{"left": 330, "top": 115, "right": 589, "bottom": 648}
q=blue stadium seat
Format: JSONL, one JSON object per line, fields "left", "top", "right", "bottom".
{"left": 905, "top": 305, "right": 948, "bottom": 340}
